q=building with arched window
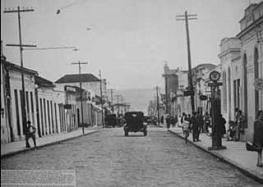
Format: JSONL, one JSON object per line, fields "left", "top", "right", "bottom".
{"left": 219, "top": 2, "right": 263, "bottom": 141}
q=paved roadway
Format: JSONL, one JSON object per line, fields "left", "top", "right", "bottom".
{"left": 1, "top": 128, "right": 260, "bottom": 187}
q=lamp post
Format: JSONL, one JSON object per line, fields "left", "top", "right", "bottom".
{"left": 208, "top": 71, "right": 226, "bottom": 150}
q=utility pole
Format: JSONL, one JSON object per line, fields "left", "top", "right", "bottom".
{"left": 71, "top": 61, "right": 88, "bottom": 135}
{"left": 4, "top": 6, "right": 36, "bottom": 143}
{"left": 176, "top": 11, "right": 197, "bottom": 114}
{"left": 156, "top": 86, "right": 160, "bottom": 126}
{"left": 108, "top": 89, "right": 114, "bottom": 112}
{"left": 99, "top": 70, "right": 105, "bottom": 128}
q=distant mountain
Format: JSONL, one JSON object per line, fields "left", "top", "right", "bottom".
{"left": 115, "top": 88, "right": 156, "bottom": 115}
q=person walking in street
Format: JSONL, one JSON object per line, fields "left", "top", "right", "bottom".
{"left": 166, "top": 114, "right": 171, "bottom": 131}
{"left": 234, "top": 108, "right": 241, "bottom": 141}
{"left": 218, "top": 114, "right": 226, "bottom": 138}
{"left": 196, "top": 112, "right": 204, "bottom": 140}
{"left": 253, "top": 110, "right": 263, "bottom": 167}
{"left": 181, "top": 113, "right": 190, "bottom": 143}
{"left": 204, "top": 112, "right": 210, "bottom": 133}
{"left": 191, "top": 112, "right": 199, "bottom": 142}
{"left": 25, "top": 120, "right": 36, "bottom": 148}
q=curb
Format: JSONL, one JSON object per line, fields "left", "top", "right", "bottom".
{"left": 1, "top": 130, "right": 99, "bottom": 159}
{"left": 168, "top": 129, "right": 263, "bottom": 184}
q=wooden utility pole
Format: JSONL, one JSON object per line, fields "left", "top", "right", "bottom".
{"left": 4, "top": 6, "right": 36, "bottom": 142}
{"left": 71, "top": 61, "right": 88, "bottom": 134}
{"left": 99, "top": 70, "right": 105, "bottom": 128}
{"left": 176, "top": 11, "right": 197, "bottom": 114}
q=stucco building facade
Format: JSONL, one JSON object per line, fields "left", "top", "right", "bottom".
{"left": 219, "top": 2, "right": 263, "bottom": 141}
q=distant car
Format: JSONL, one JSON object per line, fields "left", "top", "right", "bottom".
{"left": 124, "top": 111, "right": 147, "bottom": 136}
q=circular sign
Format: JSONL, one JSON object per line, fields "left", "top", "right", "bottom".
{"left": 209, "top": 71, "right": 221, "bottom": 82}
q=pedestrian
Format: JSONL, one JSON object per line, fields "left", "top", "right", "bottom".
{"left": 227, "top": 121, "right": 235, "bottom": 141}
{"left": 182, "top": 113, "right": 190, "bottom": 144}
{"left": 234, "top": 110, "right": 245, "bottom": 141}
{"left": 253, "top": 110, "right": 263, "bottom": 167}
{"left": 161, "top": 116, "right": 164, "bottom": 124}
{"left": 191, "top": 112, "right": 199, "bottom": 142}
{"left": 234, "top": 108, "right": 241, "bottom": 141}
{"left": 196, "top": 112, "right": 203, "bottom": 140}
{"left": 204, "top": 112, "right": 210, "bottom": 133}
{"left": 171, "top": 116, "right": 176, "bottom": 127}
{"left": 218, "top": 114, "right": 226, "bottom": 138}
{"left": 166, "top": 114, "right": 171, "bottom": 130}
{"left": 238, "top": 110, "right": 246, "bottom": 134}
{"left": 25, "top": 120, "right": 36, "bottom": 148}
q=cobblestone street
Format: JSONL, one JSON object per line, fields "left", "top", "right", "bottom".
{"left": 1, "top": 128, "right": 260, "bottom": 187}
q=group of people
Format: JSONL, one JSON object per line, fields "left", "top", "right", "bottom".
{"left": 227, "top": 108, "right": 246, "bottom": 141}
{"left": 179, "top": 112, "right": 226, "bottom": 143}
{"left": 162, "top": 114, "right": 177, "bottom": 129}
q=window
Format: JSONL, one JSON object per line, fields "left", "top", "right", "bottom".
{"left": 254, "top": 48, "right": 259, "bottom": 118}
{"left": 26, "top": 91, "right": 29, "bottom": 119}
{"left": 50, "top": 101, "right": 54, "bottom": 133}
{"left": 43, "top": 99, "right": 47, "bottom": 135}
{"left": 40, "top": 98, "right": 44, "bottom": 136}
{"left": 47, "top": 100, "right": 51, "bottom": 134}
{"left": 30, "top": 92, "right": 35, "bottom": 126}
{"left": 14, "top": 90, "right": 21, "bottom": 136}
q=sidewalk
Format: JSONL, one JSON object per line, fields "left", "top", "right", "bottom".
{"left": 1, "top": 127, "right": 99, "bottom": 158}
{"left": 169, "top": 127, "right": 263, "bottom": 184}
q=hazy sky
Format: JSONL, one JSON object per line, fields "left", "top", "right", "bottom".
{"left": 1, "top": 0, "right": 261, "bottom": 90}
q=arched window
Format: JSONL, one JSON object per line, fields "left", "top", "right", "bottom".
{"left": 254, "top": 48, "right": 259, "bottom": 118}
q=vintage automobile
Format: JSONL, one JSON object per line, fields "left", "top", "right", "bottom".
{"left": 124, "top": 111, "right": 147, "bottom": 136}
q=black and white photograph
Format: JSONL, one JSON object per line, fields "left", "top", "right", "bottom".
{"left": 1, "top": 0, "right": 263, "bottom": 186}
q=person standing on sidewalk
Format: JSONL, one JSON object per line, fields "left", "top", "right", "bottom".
{"left": 218, "top": 114, "right": 226, "bottom": 138}
{"left": 166, "top": 114, "right": 171, "bottom": 131}
{"left": 234, "top": 108, "right": 241, "bottom": 141}
{"left": 196, "top": 112, "right": 203, "bottom": 140}
{"left": 254, "top": 110, "right": 263, "bottom": 167}
{"left": 25, "top": 121, "right": 36, "bottom": 148}
{"left": 181, "top": 113, "right": 190, "bottom": 143}
{"left": 191, "top": 112, "right": 199, "bottom": 142}
{"left": 204, "top": 112, "right": 210, "bottom": 133}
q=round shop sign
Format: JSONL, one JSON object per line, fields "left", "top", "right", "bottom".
{"left": 209, "top": 71, "right": 221, "bottom": 82}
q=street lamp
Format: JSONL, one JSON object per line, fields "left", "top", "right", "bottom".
{"left": 208, "top": 71, "right": 226, "bottom": 150}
